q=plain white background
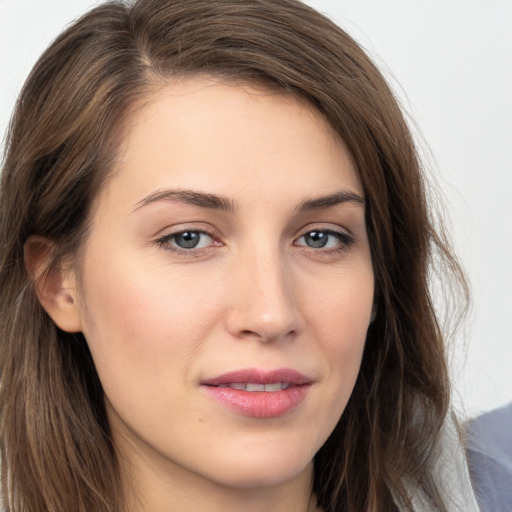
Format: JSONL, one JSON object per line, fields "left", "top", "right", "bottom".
{"left": 1, "top": 0, "right": 511, "bottom": 418}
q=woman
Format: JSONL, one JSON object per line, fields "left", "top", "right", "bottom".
{"left": 0, "top": 0, "right": 477, "bottom": 511}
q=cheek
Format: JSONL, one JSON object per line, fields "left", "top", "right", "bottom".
{"left": 305, "top": 269, "right": 373, "bottom": 404}
{"left": 76, "top": 258, "right": 224, "bottom": 397}
{"left": 81, "top": 254, "right": 216, "bottom": 335}
{"left": 304, "top": 263, "right": 373, "bottom": 342}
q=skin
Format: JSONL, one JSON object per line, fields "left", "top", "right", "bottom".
{"left": 39, "top": 79, "right": 374, "bottom": 512}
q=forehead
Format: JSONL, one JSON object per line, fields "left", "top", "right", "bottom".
{"left": 99, "top": 78, "right": 362, "bottom": 211}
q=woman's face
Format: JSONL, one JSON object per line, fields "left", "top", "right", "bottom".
{"left": 68, "top": 79, "right": 374, "bottom": 496}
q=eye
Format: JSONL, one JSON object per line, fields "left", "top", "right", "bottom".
{"left": 157, "top": 230, "right": 216, "bottom": 250}
{"left": 295, "top": 229, "right": 353, "bottom": 250}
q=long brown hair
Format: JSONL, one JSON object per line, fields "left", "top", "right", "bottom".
{"left": 0, "top": 1, "right": 467, "bottom": 511}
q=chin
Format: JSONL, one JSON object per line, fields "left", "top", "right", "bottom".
{"left": 200, "top": 444, "right": 315, "bottom": 490}
{"left": 213, "top": 465, "right": 312, "bottom": 490}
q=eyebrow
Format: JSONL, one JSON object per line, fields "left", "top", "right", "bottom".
{"left": 134, "top": 188, "right": 236, "bottom": 213}
{"left": 133, "top": 187, "right": 364, "bottom": 214}
{"left": 296, "top": 190, "right": 365, "bottom": 212}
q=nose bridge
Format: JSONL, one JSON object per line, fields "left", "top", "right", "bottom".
{"left": 226, "top": 237, "right": 301, "bottom": 342}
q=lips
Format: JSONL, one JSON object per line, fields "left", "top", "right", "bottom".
{"left": 201, "top": 368, "right": 312, "bottom": 418}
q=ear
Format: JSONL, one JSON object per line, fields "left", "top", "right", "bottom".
{"left": 24, "top": 236, "right": 83, "bottom": 333}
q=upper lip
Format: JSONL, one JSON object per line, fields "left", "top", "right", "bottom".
{"left": 201, "top": 368, "right": 313, "bottom": 386}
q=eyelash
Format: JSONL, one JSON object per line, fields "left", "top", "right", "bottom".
{"left": 294, "top": 228, "right": 355, "bottom": 255}
{"left": 155, "top": 226, "right": 355, "bottom": 257}
{"left": 155, "top": 228, "right": 220, "bottom": 256}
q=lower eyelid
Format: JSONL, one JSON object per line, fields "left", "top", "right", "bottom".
{"left": 334, "top": 232, "right": 355, "bottom": 245}
{"left": 156, "top": 229, "right": 218, "bottom": 249}
{"left": 155, "top": 226, "right": 354, "bottom": 253}
{"left": 295, "top": 229, "right": 354, "bottom": 246}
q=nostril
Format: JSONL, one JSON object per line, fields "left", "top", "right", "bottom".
{"left": 239, "top": 329, "right": 272, "bottom": 343}
{"left": 238, "top": 328, "right": 297, "bottom": 344}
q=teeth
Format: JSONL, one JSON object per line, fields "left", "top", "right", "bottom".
{"left": 263, "top": 382, "right": 282, "bottom": 392}
{"left": 246, "top": 383, "right": 265, "bottom": 392}
{"left": 229, "top": 383, "right": 246, "bottom": 390}
{"left": 217, "top": 382, "right": 290, "bottom": 392}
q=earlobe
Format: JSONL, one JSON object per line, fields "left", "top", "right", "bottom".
{"left": 24, "top": 236, "right": 83, "bottom": 333}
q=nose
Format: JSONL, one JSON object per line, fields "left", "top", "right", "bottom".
{"left": 224, "top": 245, "right": 303, "bottom": 343}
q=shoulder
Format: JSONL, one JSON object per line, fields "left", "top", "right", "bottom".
{"left": 406, "top": 411, "right": 480, "bottom": 512}
{"left": 466, "top": 402, "right": 512, "bottom": 512}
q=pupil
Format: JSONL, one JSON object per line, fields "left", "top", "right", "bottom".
{"left": 176, "top": 232, "right": 200, "bottom": 249}
{"left": 306, "top": 231, "right": 328, "bottom": 248}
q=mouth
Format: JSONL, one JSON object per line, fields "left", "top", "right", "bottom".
{"left": 214, "top": 382, "right": 291, "bottom": 391}
{"left": 201, "top": 368, "right": 313, "bottom": 418}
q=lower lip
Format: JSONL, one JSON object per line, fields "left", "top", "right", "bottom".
{"left": 202, "top": 385, "right": 311, "bottom": 418}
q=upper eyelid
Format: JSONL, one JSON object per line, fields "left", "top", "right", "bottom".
{"left": 294, "top": 223, "right": 354, "bottom": 238}
{"left": 293, "top": 225, "right": 356, "bottom": 247}
{"left": 156, "top": 230, "right": 217, "bottom": 246}
{"left": 155, "top": 223, "right": 220, "bottom": 238}
{"left": 155, "top": 229, "right": 220, "bottom": 255}
{"left": 160, "top": 229, "right": 214, "bottom": 239}
{"left": 295, "top": 229, "right": 353, "bottom": 242}
{"left": 153, "top": 222, "right": 354, "bottom": 242}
